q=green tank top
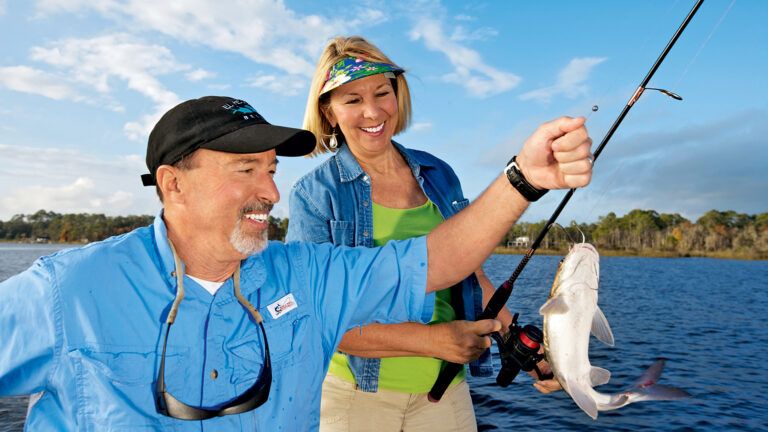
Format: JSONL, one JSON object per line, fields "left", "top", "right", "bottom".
{"left": 327, "top": 199, "right": 465, "bottom": 393}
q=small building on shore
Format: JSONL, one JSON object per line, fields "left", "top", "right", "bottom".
{"left": 507, "top": 236, "right": 530, "bottom": 248}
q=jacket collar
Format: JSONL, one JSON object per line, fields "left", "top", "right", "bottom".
{"left": 333, "top": 141, "right": 437, "bottom": 183}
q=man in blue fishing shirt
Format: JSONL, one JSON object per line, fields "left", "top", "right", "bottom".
{"left": 0, "top": 96, "right": 593, "bottom": 431}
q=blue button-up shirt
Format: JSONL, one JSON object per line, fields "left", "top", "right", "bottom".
{"left": 286, "top": 143, "right": 493, "bottom": 392}
{"left": 0, "top": 214, "right": 427, "bottom": 431}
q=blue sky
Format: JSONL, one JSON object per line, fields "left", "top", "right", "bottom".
{"left": 0, "top": 0, "right": 765, "bottom": 223}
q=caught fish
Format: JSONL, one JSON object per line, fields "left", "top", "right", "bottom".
{"left": 539, "top": 243, "right": 689, "bottom": 419}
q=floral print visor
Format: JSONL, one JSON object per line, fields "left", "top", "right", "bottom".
{"left": 320, "top": 57, "right": 404, "bottom": 95}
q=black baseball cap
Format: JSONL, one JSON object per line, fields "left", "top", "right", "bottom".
{"left": 141, "top": 96, "right": 315, "bottom": 186}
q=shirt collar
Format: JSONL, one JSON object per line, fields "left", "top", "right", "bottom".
{"left": 334, "top": 144, "right": 366, "bottom": 182}
{"left": 152, "top": 211, "right": 177, "bottom": 286}
{"left": 151, "top": 211, "right": 267, "bottom": 297}
{"left": 333, "top": 141, "right": 436, "bottom": 183}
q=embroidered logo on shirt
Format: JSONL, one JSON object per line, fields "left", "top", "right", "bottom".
{"left": 267, "top": 293, "right": 298, "bottom": 319}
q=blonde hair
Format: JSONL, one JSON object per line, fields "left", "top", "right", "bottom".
{"left": 303, "top": 35, "right": 412, "bottom": 156}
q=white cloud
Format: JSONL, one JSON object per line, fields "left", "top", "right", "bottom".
{"left": 30, "top": 33, "right": 186, "bottom": 140}
{"left": 520, "top": 57, "right": 606, "bottom": 103}
{"left": 450, "top": 26, "right": 497, "bottom": 42}
{"left": 410, "top": 18, "right": 520, "bottom": 98}
{"left": 186, "top": 68, "right": 215, "bottom": 82}
{"left": 346, "top": 8, "right": 388, "bottom": 28}
{"left": 0, "top": 66, "right": 81, "bottom": 101}
{"left": 454, "top": 14, "right": 475, "bottom": 22}
{"left": 411, "top": 122, "right": 433, "bottom": 132}
{"left": 35, "top": 0, "right": 350, "bottom": 77}
{"left": 31, "top": 34, "right": 183, "bottom": 103}
{"left": 34, "top": 0, "right": 107, "bottom": 15}
{"left": 123, "top": 106, "right": 173, "bottom": 141}
{"left": 0, "top": 144, "right": 159, "bottom": 219}
{"left": 0, "top": 177, "right": 139, "bottom": 218}
{"left": 246, "top": 74, "right": 305, "bottom": 96}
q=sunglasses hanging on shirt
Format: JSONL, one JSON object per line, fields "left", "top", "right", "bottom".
{"left": 155, "top": 242, "right": 272, "bottom": 420}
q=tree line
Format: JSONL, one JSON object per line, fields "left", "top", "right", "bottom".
{"left": 503, "top": 209, "right": 768, "bottom": 259}
{"left": 0, "top": 210, "right": 290, "bottom": 244}
{"left": 2, "top": 209, "right": 766, "bottom": 259}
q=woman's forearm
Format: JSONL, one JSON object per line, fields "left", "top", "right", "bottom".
{"left": 337, "top": 319, "right": 498, "bottom": 364}
{"left": 337, "top": 322, "right": 437, "bottom": 358}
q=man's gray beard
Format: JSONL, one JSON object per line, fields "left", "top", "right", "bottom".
{"left": 229, "top": 219, "right": 269, "bottom": 256}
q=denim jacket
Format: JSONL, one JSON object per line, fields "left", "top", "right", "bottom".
{"left": 286, "top": 142, "right": 493, "bottom": 392}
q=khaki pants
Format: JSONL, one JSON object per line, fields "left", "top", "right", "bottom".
{"left": 319, "top": 374, "right": 478, "bottom": 432}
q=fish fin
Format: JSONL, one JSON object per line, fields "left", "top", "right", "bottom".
{"left": 591, "top": 306, "right": 614, "bottom": 346}
{"left": 590, "top": 366, "right": 611, "bottom": 387}
{"left": 632, "top": 358, "right": 665, "bottom": 388}
{"left": 631, "top": 359, "right": 691, "bottom": 400}
{"left": 568, "top": 382, "right": 598, "bottom": 420}
{"left": 618, "top": 359, "right": 690, "bottom": 405}
{"left": 539, "top": 297, "right": 569, "bottom": 315}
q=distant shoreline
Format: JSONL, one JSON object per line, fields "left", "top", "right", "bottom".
{"left": 493, "top": 247, "right": 766, "bottom": 261}
{"left": 1, "top": 240, "right": 763, "bottom": 261}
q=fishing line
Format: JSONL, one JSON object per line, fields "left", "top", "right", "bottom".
{"left": 581, "top": 0, "right": 736, "bottom": 224}
{"left": 579, "top": 0, "right": 685, "bottom": 119}
{"left": 674, "top": 0, "right": 736, "bottom": 88}
{"left": 574, "top": 1, "right": 694, "bottom": 224}
{"left": 428, "top": 0, "right": 706, "bottom": 403}
{"left": 550, "top": 222, "right": 582, "bottom": 246}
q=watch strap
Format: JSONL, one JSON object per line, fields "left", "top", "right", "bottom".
{"left": 504, "top": 156, "right": 548, "bottom": 202}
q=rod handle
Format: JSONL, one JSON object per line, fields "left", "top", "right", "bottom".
{"left": 427, "top": 362, "right": 463, "bottom": 402}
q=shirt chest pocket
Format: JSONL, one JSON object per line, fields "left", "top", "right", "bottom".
{"left": 329, "top": 220, "right": 355, "bottom": 246}
{"left": 227, "top": 310, "right": 311, "bottom": 389}
{"left": 70, "top": 345, "right": 187, "bottom": 429}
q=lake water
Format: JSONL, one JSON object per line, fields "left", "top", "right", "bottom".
{"left": 1, "top": 244, "right": 766, "bottom": 431}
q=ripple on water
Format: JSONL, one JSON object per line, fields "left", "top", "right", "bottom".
{"left": 1, "top": 250, "right": 767, "bottom": 431}
{"left": 472, "top": 255, "right": 768, "bottom": 431}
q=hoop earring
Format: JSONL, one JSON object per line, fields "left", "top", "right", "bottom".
{"left": 328, "top": 127, "right": 339, "bottom": 149}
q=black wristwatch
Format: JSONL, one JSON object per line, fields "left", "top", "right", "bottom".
{"left": 504, "top": 156, "right": 548, "bottom": 202}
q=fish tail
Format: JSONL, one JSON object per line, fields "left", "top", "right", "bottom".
{"left": 606, "top": 359, "right": 690, "bottom": 409}
{"left": 632, "top": 383, "right": 691, "bottom": 401}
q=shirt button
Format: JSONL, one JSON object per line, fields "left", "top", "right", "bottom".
{"left": 363, "top": 231, "right": 369, "bottom": 237}
{"left": 210, "top": 369, "right": 218, "bottom": 380}
{"left": 362, "top": 200, "right": 369, "bottom": 207}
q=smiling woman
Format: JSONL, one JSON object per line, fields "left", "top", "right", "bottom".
{"left": 286, "top": 36, "right": 530, "bottom": 432}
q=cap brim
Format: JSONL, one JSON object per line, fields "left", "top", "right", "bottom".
{"left": 202, "top": 123, "right": 315, "bottom": 157}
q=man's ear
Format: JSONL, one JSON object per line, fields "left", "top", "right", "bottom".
{"left": 156, "top": 165, "right": 182, "bottom": 202}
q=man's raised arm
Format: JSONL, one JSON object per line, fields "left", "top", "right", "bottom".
{"left": 425, "top": 116, "right": 592, "bottom": 293}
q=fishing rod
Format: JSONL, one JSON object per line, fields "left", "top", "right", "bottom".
{"left": 429, "top": 0, "right": 705, "bottom": 402}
